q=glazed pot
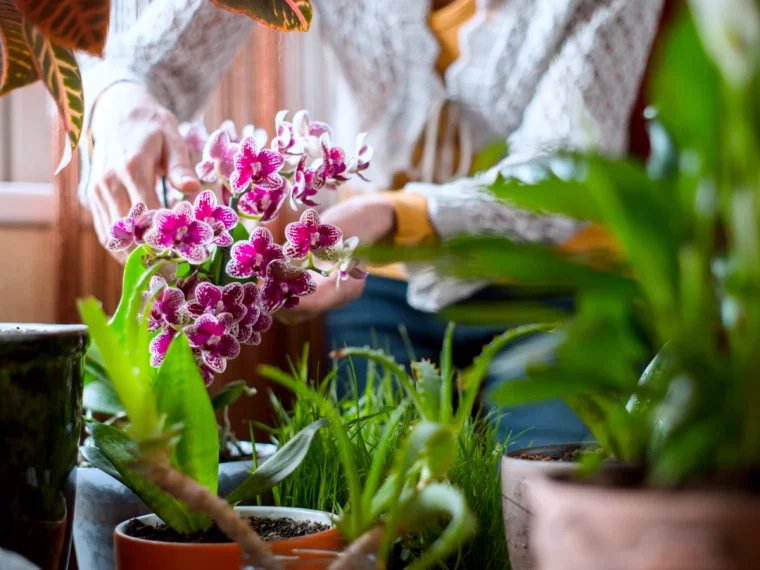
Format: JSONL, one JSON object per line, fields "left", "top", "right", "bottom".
{"left": 0, "top": 324, "right": 88, "bottom": 570}
{"left": 114, "top": 506, "right": 343, "bottom": 570}
{"left": 501, "top": 443, "right": 639, "bottom": 570}
{"left": 528, "top": 475, "right": 760, "bottom": 570}
{"left": 74, "top": 442, "right": 276, "bottom": 570}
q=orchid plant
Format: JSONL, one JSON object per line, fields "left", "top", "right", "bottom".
{"left": 105, "top": 111, "right": 371, "bottom": 386}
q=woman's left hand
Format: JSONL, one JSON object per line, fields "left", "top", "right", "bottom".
{"left": 274, "top": 194, "right": 396, "bottom": 325}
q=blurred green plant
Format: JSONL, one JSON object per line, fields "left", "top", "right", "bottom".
{"left": 359, "top": 2, "right": 760, "bottom": 487}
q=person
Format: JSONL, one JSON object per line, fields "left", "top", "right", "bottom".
{"left": 80, "top": 0, "right": 665, "bottom": 447}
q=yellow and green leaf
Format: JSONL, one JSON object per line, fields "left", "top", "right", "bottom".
{"left": 14, "top": 0, "right": 110, "bottom": 55}
{"left": 0, "top": 1, "right": 38, "bottom": 94}
{"left": 211, "top": 0, "right": 312, "bottom": 32}
{"left": 22, "top": 21, "right": 83, "bottom": 171}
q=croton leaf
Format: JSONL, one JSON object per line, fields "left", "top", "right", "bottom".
{"left": 210, "top": 0, "right": 312, "bottom": 32}
{"left": 14, "top": 0, "right": 109, "bottom": 55}
{"left": 22, "top": 21, "right": 83, "bottom": 172}
{"left": 0, "top": 1, "right": 38, "bottom": 94}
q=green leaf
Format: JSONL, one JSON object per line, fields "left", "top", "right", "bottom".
{"left": 210, "top": 0, "right": 312, "bottom": 32}
{"left": 79, "top": 444, "right": 124, "bottom": 484}
{"left": 109, "top": 247, "right": 150, "bottom": 336}
{"left": 78, "top": 297, "right": 160, "bottom": 441}
{"left": 83, "top": 380, "right": 124, "bottom": 416}
{"left": 154, "top": 334, "right": 219, "bottom": 528}
{"left": 89, "top": 421, "right": 196, "bottom": 533}
{"left": 0, "top": 1, "right": 39, "bottom": 94}
{"left": 442, "top": 301, "right": 571, "bottom": 327}
{"left": 22, "top": 21, "right": 83, "bottom": 172}
{"left": 411, "top": 360, "right": 441, "bottom": 421}
{"left": 225, "top": 418, "right": 327, "bottom": 505}
{"left": 470, "top": 140, "right": 508, "bottom": 174}
{"left": 212, "top": 380, "right": 257, "bottom": 410}
{"left": 397, "top": 483, "right": 476, "bottom": 570}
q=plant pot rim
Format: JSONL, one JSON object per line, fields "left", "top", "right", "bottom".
{"left": 114, "top": 505, "right": 338, "bottom": 548}
{"left": 505, "top": 441, "right": 592, "bottom": 460}
{"left": 0, "top": 323, "right": 88, "bottom": 339}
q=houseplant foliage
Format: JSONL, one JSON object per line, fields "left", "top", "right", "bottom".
{"left": 0, "top": 0, "right": 313, "bottom": 171}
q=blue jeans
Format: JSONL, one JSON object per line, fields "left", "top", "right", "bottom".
{"left": 324, "top": 276, "right": 590, "bottom": 449}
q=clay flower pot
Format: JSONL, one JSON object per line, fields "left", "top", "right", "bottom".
{"left": 114, "top": 506, "right": 343, "bottom": 570}
{"left": 0, "top": 324, "right": 88, "bottom": 570}
{"left": 501, "top": 443, "right": 639, "bottom": 570}
{"left": 528, "top": 476, "right": 760, "bottom": 570}
{"left": 74, "top": 445, "right": 274, "bottom": 570}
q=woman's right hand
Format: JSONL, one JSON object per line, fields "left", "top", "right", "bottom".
{"left": 86, "top": 82, "right": 202, "bottom": 262}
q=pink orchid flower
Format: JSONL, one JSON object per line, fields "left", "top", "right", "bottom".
{"left": 230, "top": 136, "right": 284, "bottom": 194}
{"left": 347, "top": 133, "right": 374, "bottom": 181}
{"left": 184, "top": 313, "right": 241, "bottom": 374}
{"left": 180, "top": 121, "right": 209, "bottom": 164}
{"left": 107, "top": 203, "right": 154, "bottom": 251}
{"left": 143, "top": 202, "right": 214, "bottom": 264}
{"left": 195, "top": 130, "right": 239, "bottom": 184}
{"left": 261, "top": 259, "right": 317, "bottom": 312}
{"left": 193, "top": 190, "right": 238, "bottom": 247}
{"left": 283, "top": 209, "right": 342, "bottom": 260}
{"left": 236, "top": 282, "right": 273, "bottom": 345}
{"left": 143, "top": 275, "right": 187, "bottom": 333}
{"left": 185, "top": 282, "right": 247, "bottom": 322}
{"left": 226, "top": 227, "right": 285, "bottom": 280}
{"left": 290, "top": 158, "right": 326, "bottom": 208}
{"left": 237, "top": 181, "right": 289, "bottom": 222}
{"left": 292, "top": 110, "right": 334, "bottom": 159}
{"left": 321, "top": 135, "right": 349, "bottom": 186}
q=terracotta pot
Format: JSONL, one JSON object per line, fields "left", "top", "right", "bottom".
{"left": 501, "top": 443, "right": 639, "bottom": 570}
{"left": 528, "top": 476, "right": 760, "bottom": 570}
{"left": 114, "top": 506, "right": 344, "bottom": 570}
{"left": 0, "top": 324, "right": 88, "bottom": 570}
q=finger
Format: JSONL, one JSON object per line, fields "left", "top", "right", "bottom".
{"left": 163, "top": 128, "right": 202, "bottom": 195}
{"left": 123, "top": 155, "right": 161, "bottom": 211}
{"left": 90, "top": 189, "right": 111, "bottom": 246}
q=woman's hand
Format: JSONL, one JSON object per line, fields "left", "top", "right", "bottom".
{"left": 274, "top": 194, "right": 396, "bottom": 325}
{"left": 86, "top": 82, "right": 202, "bottom": 261}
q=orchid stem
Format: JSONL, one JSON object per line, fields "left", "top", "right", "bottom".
{"left": 218, "top": 194, "right": 240, "bottom": 286}
{"left": 161, "top": 176, "right": 169, "bottom": 208}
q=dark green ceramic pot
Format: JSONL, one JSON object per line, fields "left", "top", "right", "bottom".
{"left": 0, "top": 324, "right": 88, "bottom": 570}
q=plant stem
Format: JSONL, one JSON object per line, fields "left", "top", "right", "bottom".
{"left": 142, "top": 452, "right": 281, "bottom": 570}
{"left": 219, "top": 194, "right": 240, "bottom": 285}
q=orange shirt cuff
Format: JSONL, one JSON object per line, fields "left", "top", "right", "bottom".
{"left": 378, "top": 191, "right": 436, "bottom": 247}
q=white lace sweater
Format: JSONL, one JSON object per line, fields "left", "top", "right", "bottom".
{"left": 79, "top": 0, "right": 664, "bottom": 311}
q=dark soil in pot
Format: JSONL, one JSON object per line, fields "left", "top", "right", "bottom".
{"left": 0, "top": 324, "right": 88, "bottom": 570}
{"left": 125, "top": 516, "right": 330, "bottom": 543}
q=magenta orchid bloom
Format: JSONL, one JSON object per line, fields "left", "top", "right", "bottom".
{"left": 261, "top": 260, "right": 317, "bottom": 312}
{"left": 272, "top": 110, "right": 296, "bottom": 153}
{"left": 193, "top": 350, "right": 217, "bottom": 387}
{"left": 291, "top": 158, "right": 326, "bottom": 208}
{"left": 186, "top": 282, "right": 247, "bottom": 322}
{"left": 184, "top": 313, "right": 241, "bottom": 374}
{"left": 107, "top": 203, "right": 154, "bottom": 251}
{"left": 230, "top": 136, "right": 284, "bottom": 194}
{"left": 150, "top": 328, "right": 179, "bottom": 368}
{"left": 283, "top": 209, "right": 342, "bottom": 260}
{"left": 321, "top": 135, "right": 349, "bottom": 185}
{"left": 236, "top": 282, "right": 273, "bottom": 345}
{"left": 193, "top": 190, "right": 238, "bottom": 247}
{"left": 334, "top": 237, "right": 369, "bottom": 284}
{"left": 292, "top": 110, "right": 334, "bottom": 159}
{"left": 195, "top": 129, "right": 239, "bottom": 184}
{"left": 226, "top": 227, "right": 285, "bottom": 280}
{"left": 143, "top": 202, "right": 214, "bottom": 264}
{"left": 238, "top": 182, "right": 288, "bottom": 222}
{"left": 143, "top": 275, "right": 187, "bottom": 333}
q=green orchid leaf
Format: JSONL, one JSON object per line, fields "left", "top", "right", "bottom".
{"left": 212, "top": 380, "right": 257, "bottom": 410}
{"left": 0, "top": 1, "right": 39, "bottom": 94}
{"left": 80, "top": 444, "right": 124, "bottom": 484}
{"left": 83, "top": 379, "right": 124, "bottom": 416}
{"left": 109, "top": 246, "right": 150, "bottom": 336}
{"left": 78, "top": 298, "right": 160, "bottom": 441}
{"left": 210, "top": 0, "right": 312, "bottom": 32}
{"left": 226, "top": 418, "right": 327, "bottom": 505}
{"left": 22, "top": 21, "right": 83, "bottom": 172}
{"left": 89, "top": 421, "right": 197, "bottom": 533}
{"left": 154, "top": 334, "right": 219, "bottom": 528}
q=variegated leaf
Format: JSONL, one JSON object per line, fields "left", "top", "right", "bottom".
{"left": 211, "top": 0, "right": 312, "bottom": 32}
{"left": 14, "top": 0, "right": 109, "bottom": 55}
{"left": 0, "top": 1, "right": 38, "bottom": 95}
{"left": 23, "top": 21, "right": 83, "bottom": 172}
